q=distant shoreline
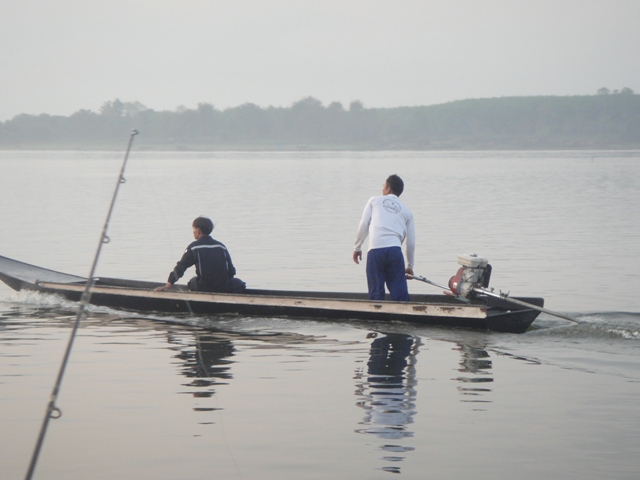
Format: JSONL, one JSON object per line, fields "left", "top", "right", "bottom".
{"left": 2, "top": 93, "right": 639, "bottom": 151}
{"left": 3, "top": 145, "right": 640, "bottom": 152}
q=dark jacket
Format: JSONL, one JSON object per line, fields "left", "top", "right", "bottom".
{"left": 168, "top": 235, "right": 237, "bottom": 292}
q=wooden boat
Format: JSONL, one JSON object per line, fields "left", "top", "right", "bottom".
{"left": 0, "top": 254, "right": 544, "bottom": 333}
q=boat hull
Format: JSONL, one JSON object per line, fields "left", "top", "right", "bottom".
{"left": 0, "top": 255, "right": 543, "bottom": 333}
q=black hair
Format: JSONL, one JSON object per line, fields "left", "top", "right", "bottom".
{"left": 386, "top": 174, "right": 404, "bottom": 196}
{"left": 192, "top": 216, "right": 214, "bottom": 235}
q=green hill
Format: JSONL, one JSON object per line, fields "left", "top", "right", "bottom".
{"left": 1, "top": 91, "right": 639, "bottom": 150}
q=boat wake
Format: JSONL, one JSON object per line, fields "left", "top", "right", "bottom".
{"left": 529, "top": 311, "right": 640, "bottom": 341}
{"left": 1, "top": 289, "right": 196, "bottom": 326}
{"left": 3, "top": 290, "right": 639, "bottom": 341}
{"left": 0, "top": 289, "right": 344, "bottom": 336}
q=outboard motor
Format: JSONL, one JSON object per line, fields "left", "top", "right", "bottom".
{"left": 448, "top": 253, "right": 492, "bottom": 298}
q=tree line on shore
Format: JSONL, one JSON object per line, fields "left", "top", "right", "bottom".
{"left": 1, "top": 89, "right": 638, "bottom": 150}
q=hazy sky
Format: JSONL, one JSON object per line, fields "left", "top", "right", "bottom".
{"left": 2, "top": 0, "right": 639, "bottom": 121}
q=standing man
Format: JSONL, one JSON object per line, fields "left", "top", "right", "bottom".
{"left": 155, "top": 216, "right": 245, "bottom": 293}
{"left": 353, "top": 174, "right": 415, "bottom": 301}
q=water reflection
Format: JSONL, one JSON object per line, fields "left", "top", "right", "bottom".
{"left": 353, "top": 333, "right": 500, "bottom": 473}
{"left": 453, "top": 344, "right": 493, "bottom": 408}
{"left": 170, "top": 332, "right": 235, "bottom": 408}
{"left": 354, "top": 332, "right": 419, "bottom": 474}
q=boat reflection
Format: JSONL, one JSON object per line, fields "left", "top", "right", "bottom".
{"left": 354, "top": 332, "right": 419, "bottom": 474}
{"left": 163, "top": 323, "right": 348, "bottom": 415}
{"left": 353, "top": 332, "right": 501, "bottom": 473}
{"left": 453, "top": 343, "right": 493, "bottom": 408}
{"left": 169, "top": 332, "right": 235, "bottom": 406}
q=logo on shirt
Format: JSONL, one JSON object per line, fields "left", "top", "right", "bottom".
{"left": 382, "top": 198, "right": 401, "bottom": 214}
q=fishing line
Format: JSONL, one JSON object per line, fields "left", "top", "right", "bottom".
{"left": 136, "top": 150, "right": 177, "bottom": 254}
{"left": 25, "top": 130, "right": 138, "bottom": 480}
{"left": 136, "top": 151, "right": 195, "bottom": 314}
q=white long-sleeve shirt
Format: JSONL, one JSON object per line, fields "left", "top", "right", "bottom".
{"left": 354, "top": 194, "right": 416, "bottom": 269}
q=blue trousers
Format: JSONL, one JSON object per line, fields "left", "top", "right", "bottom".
{"left": 366, "top": 247, "right": 410, "bottom": 301}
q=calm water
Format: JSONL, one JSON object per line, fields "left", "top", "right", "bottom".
{"left": 1, "top": 150, "right": 639, "bottom": 479}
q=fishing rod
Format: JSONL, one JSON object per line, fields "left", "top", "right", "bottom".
{"left": 25, "top": 130, "right": 139, "bottom": 480}
{"left": 407, "top": 271, "right": 581, "bottom": 325}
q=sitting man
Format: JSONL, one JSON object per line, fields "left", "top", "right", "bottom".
{"left": 155, "top": 216, "right": 246, "bottom": 293}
